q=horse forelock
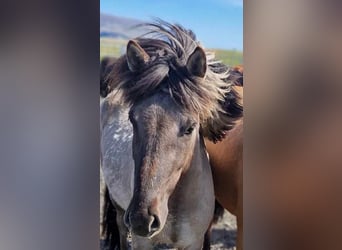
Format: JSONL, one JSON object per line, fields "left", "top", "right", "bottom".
{"left": 108, "top": 20, "right": 243, "bottom": 142}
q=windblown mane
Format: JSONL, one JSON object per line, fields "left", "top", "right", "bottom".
{"left": 108, "top": 20, "right": 243, "bottom": 142}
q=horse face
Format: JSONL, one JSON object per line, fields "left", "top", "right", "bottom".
{"left": 124, "top": 93, "right": 199, "bottom": 238}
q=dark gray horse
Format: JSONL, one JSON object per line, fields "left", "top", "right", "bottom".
{"left": 101, "top": 21, "right": 242, "bottom": 249}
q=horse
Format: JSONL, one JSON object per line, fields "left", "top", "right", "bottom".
{"left": 100, "top": 58, "right": 227, "bottom": 250}
{"left": 101, "top": 54, "right": 225, "bottom": 249}
{"left": 100, "top": 56, "right": 117, "bottom": 98}
{"left": 100, "top": 21, "right": 242, "bottom": 249}
{"left": 230, "top": 66, "right": 243, "bottom": 86}
{"left": 100, "top": 60, "right": 243, "bottom": 249}
{"left": 204, "top": 84, "right": 243, "bottom": 250}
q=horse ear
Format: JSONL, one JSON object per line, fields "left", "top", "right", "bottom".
{"left": 126, "top": 40, "right": 150, "bottom": 72}
{"left": 186, "top": 46, "right": 207, "bottom": 78}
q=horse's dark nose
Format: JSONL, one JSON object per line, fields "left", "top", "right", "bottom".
{"left": 125, "top": 209, "right": 161, "bottom": 237}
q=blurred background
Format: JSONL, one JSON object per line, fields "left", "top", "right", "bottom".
{"left": 2, "top": 1, "right": 342, "bottom": 249}
{"left": 100, "top": 0, "right": 243, "bottom": 66}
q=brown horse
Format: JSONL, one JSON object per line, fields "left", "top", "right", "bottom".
{"left": 230, "top": 66, "right": 243, "bottom": 86}
{"left": 205, "top": 84, "right": 243, "bottom": 250}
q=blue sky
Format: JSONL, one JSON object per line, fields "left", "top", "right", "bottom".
{"left": 100, "top": 0, "right": 243, "bottom": 50}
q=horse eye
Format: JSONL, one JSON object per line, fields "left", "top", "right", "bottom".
{"left": 184, "top": 124, "right": 196, "bottom": 135}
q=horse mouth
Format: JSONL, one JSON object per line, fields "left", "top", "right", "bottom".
{"left": 129, "top": 226, "right": 162, "bottom": 239}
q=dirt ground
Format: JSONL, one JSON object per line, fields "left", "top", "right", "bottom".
{"left": 209, "top": 211, "right": 237, "bottom": 250}
{"left": 100, "top": 170, "right": 237, "bottom": 249}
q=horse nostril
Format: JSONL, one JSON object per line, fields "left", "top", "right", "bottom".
{"left": 150, "top": 214, "right": 161, "bottom": 231}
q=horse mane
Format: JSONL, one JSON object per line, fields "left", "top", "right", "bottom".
{"left": 108, "top": 20, "right": 243, "bottom": 142}
{"left": 203, "top": 62, "right": 243, "bottom": 142}
{"left": 100, "top": 57, "right": 117, "bottom": 98}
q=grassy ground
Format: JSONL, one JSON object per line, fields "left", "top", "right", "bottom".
{"left": 212, "top": 49, "right": 243, "bottom": 67}
{"left": 100, "top": 38, "right": 243, "bottom": 66}
{"left": 100, "top": 38, "right": 126, "bottom": 59}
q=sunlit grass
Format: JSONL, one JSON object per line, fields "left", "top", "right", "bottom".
{"left": 212, "top": 49, "right": 243, "bottom": 66}
{"left": 100, "top": 38, "right": 126, "bottom": 59}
